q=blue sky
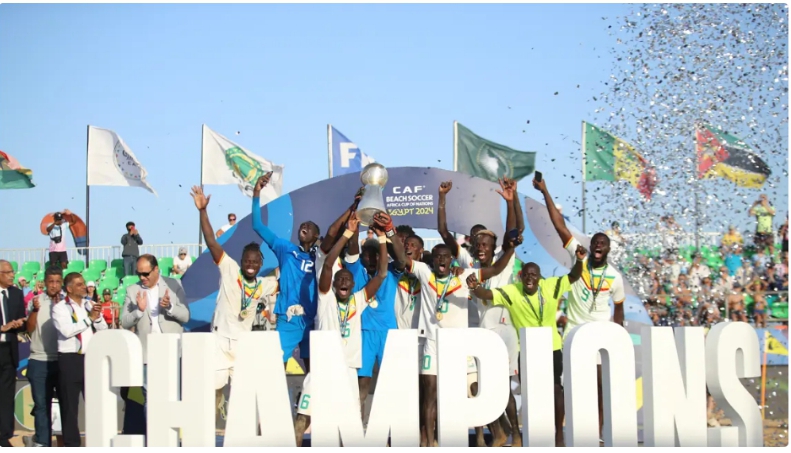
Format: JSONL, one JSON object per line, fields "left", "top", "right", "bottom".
{"left": 0, "top": 4, "right": 786, "bottom": 251}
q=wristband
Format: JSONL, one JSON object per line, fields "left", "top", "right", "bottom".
{"left": 378, "top": 236, "right": 387, "bottom": 244}
{"left": 385, "top": 229, "right": 396, "bottom": 238}
{"left": 343, "top": 230, "right": 354, "bottom": 239}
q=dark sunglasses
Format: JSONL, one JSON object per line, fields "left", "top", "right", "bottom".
{"left": 136, "top": 268, "right": 157, "bottom": 278}
{"left": 229, "top": 218, "right": 237, "bottom": 221}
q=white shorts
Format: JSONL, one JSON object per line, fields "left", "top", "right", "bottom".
{"left": 419, "top": 338, "right": 477, "bottom": 376}
{"left": 215, "top": 336, "right": 238, "bottom": 390}
{"left": 297, "top": 367, "right": 360, "bottom": 416}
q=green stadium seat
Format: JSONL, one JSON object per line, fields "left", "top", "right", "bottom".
{"left": 110, "top": 258, "right": 124, "bottom": 268}
{"left": 116, "top": 286, "right": 127, "bottom": 300}
{"left": 22, "top": 261, "right": 41, "bottom": 273}
{"left": 159, "top": 257, "right": 174, "bottom": 269}
{"left": 82, "top": 270, "right": 101, "bottom": 282}
{"left": 100, "top": 276, "right": 121, "bottom": 291}
{"left": 770, "top": 302, "right": 788, "bottom": 320}
{"left": 88, "top": 259, "right": 108, "bottom": 272}
{"left": 123, "top": 275, "right": 140, "bottom": 287}
{"left": 161, "top": 265, "right": 173, "bottom": 277}
{"left": 8, "top": 261, "right": 18, "bottom": 272}
{"left": 103, "top": 267, "right": 120, "bottom": 278}
{"left": 191, "top": 256, "right": 197, "bottom": 263}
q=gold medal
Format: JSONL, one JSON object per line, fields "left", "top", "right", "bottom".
{"left": 240, "top": 309, "right": 249, "bottom": 319}
{"left": 370, "top": 300, "right": 379, "bottom": 309}
{"left": 436, "top": 312, "right": 444, "bottom": 321}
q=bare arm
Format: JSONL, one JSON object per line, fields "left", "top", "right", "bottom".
{"left": 25, "top": 298, "right": 38, "bottom": 334}
{"left": 480, "top": 244, "right": 516, "bottom": 281}
{"left": 191, "top": 186, "right": 224, "bottom": 264}
{"left": 567, "top": 245, "right": 587, "bottom": 284}
{"left": 532, "top": 177, "right": 572, "bottom": 245}
{"left": 373, "top": 212, "right": 406, "bottom": 271}
{"left": 472, "top": 286, "right": 494, "bottom": 301}
{"left": 363, "top": 231, "right": 389, "bottom": 299}
{"left": 320, "top": 225, "right": 356, "bottom": 294}
{"left": 613, "top": 303, "right": 624, "bottom": 326}
{"left": 437, "top": 181, "right": 461, "bottom": 255}
{"left": 321, "top": 187, "right": 364, "bottom": 255}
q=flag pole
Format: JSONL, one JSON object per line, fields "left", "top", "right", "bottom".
{"left": 693, "top": 125, "right": 701, "bottom": 250}
{"left": 453, "top": 121, "right": 458, "bottom": 172}
{"left": 581, "top": 121, "right": 587, "bottom": 235}
{"left": 327, "top": 124, "right": 333, "bottom": 179}
{"left": 760, "top": 330, "right": 768, "bottom": 419}
{"left": 85, "top": 125, "right": 91, "bottom": 263}
{"left": 198, "top": 124, "right": 205, "bottom": 254}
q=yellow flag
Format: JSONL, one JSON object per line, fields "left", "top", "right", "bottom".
{"left": 765, "top": 330, "right": 789, "bottom": 356}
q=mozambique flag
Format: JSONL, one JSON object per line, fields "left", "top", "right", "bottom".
{"left": 0, "top": 150, "right": 35, "bottom": 189}
{"left": 582, "top": 121, "right": 657, "bottom": 200}
{"left": 696, "top": 124, "right": 771, "bottom": 188}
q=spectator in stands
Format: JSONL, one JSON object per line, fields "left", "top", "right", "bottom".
{"left": 713, "top": 266, "right": 734, "bottom": 303}
{"left": 46, "top": 211, "right": 70, "bottom": 270}
{"left": 121, "top": 254, "right": 190, "bottom": 433}
{"left": 86, "top": 281, "right": 98, "bottom": 303}
{"left": 605, "top": 221, "right": 627, "bottom": 265}
{"left": 753, "top": 290, "right": 767, "bottom": 328}
{"left": 749, "top": 194, "right": 776, "bottom": 256}
{"left": 752, "top": 247, "right": 771, "bottom": 277}
{"left": 660, "top": 252, "right": 681, "bottom": 287}
{"left": 727, "top": 284, "right": 748, "bottom": 323}
{"left": 686, "top": 253, "right": 711, "bottom": 292}
{"left": 101, "top": 288, "right": 120, "bottom": 329}
{"left": 172, "top": 247, "right": 193, "bottom": 276}
{"left": 658, "top": 215, "right": 682, "bottom": 256}
{"left": 120, "top": 221, "right": 143, "bottom": 277}
{"left": 25, "top": 280, "right": 45, "bottom": 305}
{"left": 735, "top": 260, "right": 756, "bottom": 288}
{"left": 215, "top": 213, "right": 237, "bottom": 238}
{"left": 780, "top": 216, "right": 788, "bottom": 254}
{"left": 17, "top": 276, "right": 31, "bottom": 298}
{"left": 25, "top": 266, "right": 63, "bottom": 447}
{"left": 723, "top": 244, "right": 744, "bottom": 276}
{"left": 720, "top": 225, "right": 743, "bottom": 252}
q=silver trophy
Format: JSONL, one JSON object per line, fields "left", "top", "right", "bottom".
{"left": 356, "top": 163, "right": 389, "bottom": 226}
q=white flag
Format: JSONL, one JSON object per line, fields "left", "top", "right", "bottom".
{"left": 201, "top": 125, "right": 284, "bottom": 203}
{"left": 87, "top": 126, "right": 157, "bottom": 195}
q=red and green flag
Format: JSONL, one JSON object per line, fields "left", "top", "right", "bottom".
{"left": 696, "top": 124, "right": 771, "bottom": 189}
{"left": 582, "top": 121, "right": 657, "bottom": 200}
{"left": 0, "top": 150, "right": 35, "bottom": 189}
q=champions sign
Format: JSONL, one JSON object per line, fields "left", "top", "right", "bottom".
{"left": 84, "top": 322, "right": 763, "bottom": 448}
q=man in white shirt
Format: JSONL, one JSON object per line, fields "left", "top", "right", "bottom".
{"left": 215, "top": 213, "right": 237, "bottom": 238}
{"left": 192, "top": 186, "right": 280, "bottom": 420}
{"left": 534, "top": 176, "right": 626, "bottom": 443}
{"left": 172, "top": 247, "right": 193, "bottom": 276}
{"left": 25, "top": 266, "right": 65, "bottom": 447}
{"left": 52, "top": 272, "right": 107, "bottom": 447}
{"left": 437, "top": 177, "right": 524, "bottom": 447}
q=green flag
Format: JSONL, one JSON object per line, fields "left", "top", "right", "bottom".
{"left": 455, "top": 122, "right": 536, "bottom": 182}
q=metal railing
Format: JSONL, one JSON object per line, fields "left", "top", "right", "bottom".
{"left": 620, "top": 232, "right": 724, "bottom": 250}
{"left": 0, "top": 244, "right": 203, "bottom": 266}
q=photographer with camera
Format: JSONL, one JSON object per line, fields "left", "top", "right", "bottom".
{"left": 46, "top": 211, "right": 71, "bottom": 269}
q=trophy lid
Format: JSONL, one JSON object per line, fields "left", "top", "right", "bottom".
{"left": 360, "top": 163, "right": 388, "bottom": 186}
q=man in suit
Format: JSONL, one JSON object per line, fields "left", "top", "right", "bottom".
{"left": 121, "top": 254, "right": 190, "bottom": 433}
{"left": 0, "top": 260, "right": 26, "bottom": 447}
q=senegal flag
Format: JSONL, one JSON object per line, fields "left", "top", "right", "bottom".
{"left": 0, "top": 150, "right": 35, "bottom": 189}
{"left": 582, "top": 122, "right": 657, "bottom": 200}
{"left": 696, "top": 124, "right": 771, "bottom": 188}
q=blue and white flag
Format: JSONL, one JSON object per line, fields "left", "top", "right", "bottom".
{"left": 328, "top": 125, "right": 375, "bottom": 178}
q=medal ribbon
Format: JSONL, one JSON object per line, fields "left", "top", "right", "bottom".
{"left": 65, "top": 297, "right": 83, "bottom": 354}
{"left": 238, "top": 274, "right": 261, "bottom": 314}
{"left": 338, "top": 295, "right": 353, "bottom": 336}
{"left": 587, "top": 261, "right": 608, "bottom": 312}
{"left": 434, "top": 274, "right": 453, "bottom": 315}
{"left": 523, "top": 288, "right": 544, "bottom": 327}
